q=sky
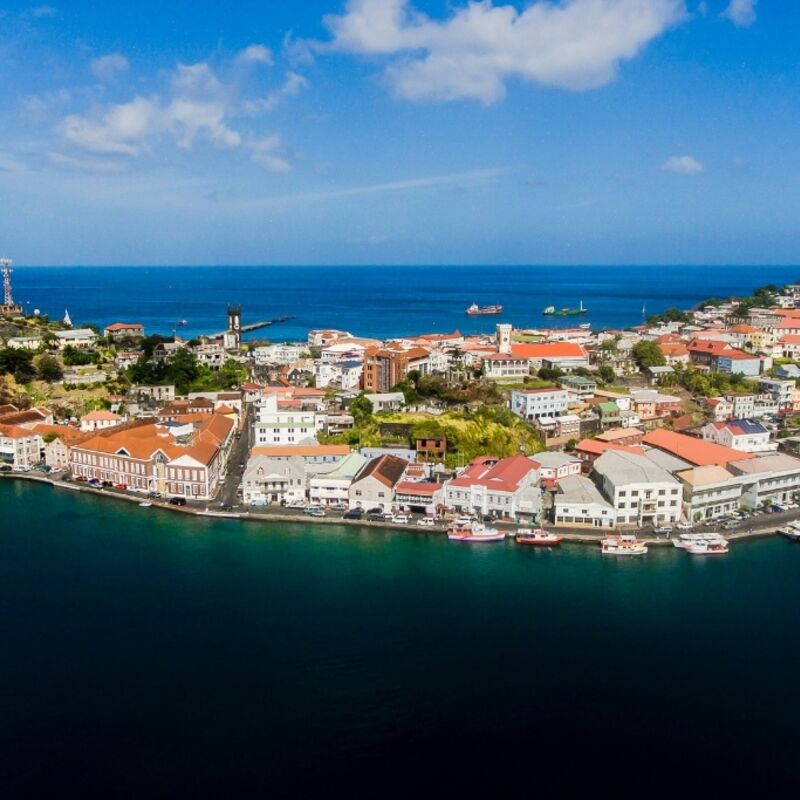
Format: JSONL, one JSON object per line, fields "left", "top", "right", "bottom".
{"left": 0, "top": 0, "right": 796, "bottom": 266}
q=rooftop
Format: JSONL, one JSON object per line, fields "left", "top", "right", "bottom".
{"left": 643, "top": 428, "right": 754, "bottom": 468}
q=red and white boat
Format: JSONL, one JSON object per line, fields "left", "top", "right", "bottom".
{"left": 600, "top": 533, "right": 648, "bottom": 556}
{"left": 515, "top": 528, "right": 562, "bottom": 546}
{"left": 447, "top": 523, "right": 506, "bottom": 543}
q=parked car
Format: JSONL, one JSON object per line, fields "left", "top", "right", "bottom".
{"left": 13, "top": 465, "right": 30, "bottom": 473}
{"left": 103, "top": 480, "right": 114, "bottom": 488}
{"left": 654, "top": 525, "right": 673, "bottom": 535}
{"left": 114, "top": 483, "right": 127, "bottom": 490}
{"left": 416, "top": 517, "right": 435, "bottom": 527}
{"left": 75, "top": 476, "right": 88, "bottom": 482}
{"left": 392, "top": 514, "right": 410, "bottom": 524}
{"left": 366, "top": 507, "right": 384, "bottom": 515}
{"left": 329, "top": 502, "right": 348, "bottom": 511}
{"left": 676, "top": 521, "right": 693, "bottom": 531}
{"left": 0, "top": 464, "right": 13, "bottom": 472}
{"left": 303, "top": 506, "right": 325, "bottom": 517}
{"left": 343, "top": 509, "right": 363, "bottom": 520}
{"left": 169, "top": 497, "right": 187, "bottom": 506}
{"left": 88, "top": 478, "right": 102, "bottom": 487}
{"left": 148, "top": 490, "right": 161, "bottom": 498}
{"left": 366, "top": 513, "right": 385, "bottom": 522}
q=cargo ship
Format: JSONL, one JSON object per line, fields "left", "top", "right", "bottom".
{"left": 466, "top": 303, "right": 503, "bottom": 316}
{"left": 542, "top": 300, "right": 587, "bottom": 316}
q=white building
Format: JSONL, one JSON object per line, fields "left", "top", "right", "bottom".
{"left": 348, "top": 454, "right": 408, "bottom": 513}
{"left": 728, "top": 453, "right": 800, "bottom": 507}
{"left": 701, "top": 420, "right": 776, "bottom": 453}
{"left": 510, "top": 387, "right": 569, "bottom": 421}
{"left": 6, "top": 336, "right": 42, "bottom": 350}
{"left": 675, "top": 466, "right": 743, "bottom": 522}
{"left": 593, "top": 450, "right": 682, "bottom": 526}
{"left": 308, "top": 452, "right": 368, "bottom": 507}
{"left": 241, "top": 455, "right": 306, "bottom": 506}
{"left": 315, "top": 360, "right": 363, "bottom": 390}
{"left": 553, "top": 474, "right": 616, "bottom": 528}
{"left": 529, "top": 452, "right": 582, "bottom": 485}
{"left": 54, "top": 328, "right": 97, "bottom": 349}
{"left": 0, "top": 424, "right": 42, "bottom": 468}
{"left": 80, "top": 410, "right": 125, "bottom": 432}
{"left": 254, "top": 394, "right": 322, "bottom": 447}
{"left": 363, "top": 392, "right": 405, "bottom": 413}
{"left": 252, "top": 344, "right": 306, "bottom": 366}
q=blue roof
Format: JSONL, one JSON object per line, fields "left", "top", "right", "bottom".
{"left": 730, "top": 419, "right": 768, "bottom": 435}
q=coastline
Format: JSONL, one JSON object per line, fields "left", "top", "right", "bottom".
{"left": 2, "top": 472, "right": 786, "bottom": 548}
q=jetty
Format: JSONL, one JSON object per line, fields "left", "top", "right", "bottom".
{"left": 207, "top": 315, "right": 294, "bottom": 338}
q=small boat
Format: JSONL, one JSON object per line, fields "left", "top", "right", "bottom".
{"left": 777, "top": 526, "right": 800, "bottom": 542}
{"left": 600, "top": 533, "right": 648, "bottom": 556}
{"left": 543, "top": 301, "right": 587, "bottom": 317}
{"left": 516, "top": 528, "right": 562, "bottom": 546}
{"left": 448, "top": 523, "right": 505, "bottom": 542}
{"left": 466, "top": 303, "right": 503, "bottom": 316}
{"left": 685, "top": 540, "right": 729, "bottom": 555}
{"left": 139, "top": 501, "right": 153, "bottom": 507}
{"left": 177, "top": 319, "right": 188, "bottom": 327}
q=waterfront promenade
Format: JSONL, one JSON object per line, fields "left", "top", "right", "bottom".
{"left": 2, "top": 471, "right": 789, "bottom": 547}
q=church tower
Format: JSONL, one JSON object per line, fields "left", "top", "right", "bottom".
{"left": 223, "top": 304, "right": 242, "bottom": 350}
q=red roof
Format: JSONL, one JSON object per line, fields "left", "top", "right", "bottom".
{"left": 105, "top": 322, "right": 143, "bottom": 331}
{"left": 395, "top": 481, "right": 441, "bottom": 497}
{"left": 643, "top": 428, "right": 754, "bottom": 468}
{"left": 510, "top": 342, "right": 587, "bottom": 359}
{"left": 575, "top": 439, "right": 646, "bottom": 457}
{"left": 449, "top": 455, "right": 537, "bottom": 493}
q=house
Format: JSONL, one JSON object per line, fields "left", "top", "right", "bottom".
{"left": 701, "top": 420, "right": 775, "bottom": 453}
{"left": 592, "top": 450, "right": 682, "bottom": 527}
{"left": 254, "top": 393, "right": 322, "bottom": 447}
{"left": 308, "top": 452, "right": 369, "bottom": 507}
{"left": 574, "top": 439, "right": 646, "bottom": 466}
{"left": 642, "top": 428, "right": 754, "bottom": 468}
{"left": 560, "top": 375, "right": 596, "bottom": 399}
{"left": 595, "top": 427, "right": 644, "bottom": 447}
{"left": 252, "top": 344, "right": 306, "bottom": 365}
{"left": 596, "top": 401, "right": 622, "bottom": 428}
{"left": 757, "top": 378, "right": 795, "bottom": 410}
{"left": 0, "top": 424, "right": 43, "bottom": 468}
{"left": 54, "top": 328, "right": 98, "bottom": 350}
{"left": 415, "top": 436, "right": 447, "bottom": 462}
{"left": 348, "top": 454, "right": 409, "bottom": 513}
{"left": 362, "top": 392, "right": 405, "bottom": 413}
{"left": 706, "top": 397, "right": 734, "bottom": 422}
{"left": 553, "top": 474, "right": 616, "bottom": 529}
{"left": 529, "top": 452, "right": 582, "bottom": 487}
{"left": 70, "top": 414, "right": 234, "bottom": 499}
{"left": 241, "top": 456, "right": 306, "bottom": 506}
{"left": 646, "top": 365, "right": 675, "bottom": 385}
{"left": 0, "top": 406, "right": 53, "bottom": 429}
{"left": 483, "top": 353, "right": 531, "bottom": 379}
{"left": 393, "top": 481, "right": 445, "bottom": 513}
{"left": 657, "top": 342, "right": 690, "bottom": 366}
{"left": 6, "top": 336, "right": 43, "bottom": 350}
{"left": 104, "top": 322, "right": 144, "bottom": 340}
{"left": 630, "top": 390, "right": 682, "bottom": 420}
{"left": 687, "top": 339, "right": 763, "bottom": 375}
{"left": 536, "top": 413, "right": 581, "bottom": 442}
{"left": 361, "top": 347, "right": 430, "bottom": 393}
{"left": 443, "top": 455, "right": 541, "bottom": 520}
{"left": 508, "top": 342, "right": 590, "bottom": 371}
{"left": 675, "top": 466, "right": 743, "bottom": 522}
{"left": 159, "top": 398, "right": 216, "bottom": 419}
{"left": 31, "top": 423, "right": 87, "bottom": 469}
{"left": 131, "top": 385, "right": 176, "bottom": 405}
{"left": 80, "top": 410, "right": 125, "bottom": 432}
{"left": 315, "top": 360, "right": 363, "bottom": 390}
{"left": 510, "top": 387, "right": 569, "bottom": 421}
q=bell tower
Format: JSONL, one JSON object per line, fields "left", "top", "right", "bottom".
{"left": 224, "top": 304, "right": 242, "bottom": 350}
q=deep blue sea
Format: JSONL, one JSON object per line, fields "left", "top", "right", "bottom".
{"left": 12, "top": 264, "right": 798, "bottom": 341}
{"left": 2, "top": 480, "right": 800, "bottom": 795}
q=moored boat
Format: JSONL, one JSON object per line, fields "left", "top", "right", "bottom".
{"left": 466, "top": 303, "right": 503, "bottom": 316}
{"left": 600, "top": 533, "right": 647, "bottom": 556}
{"left": 516, "top": 528, "right": 562, "bottom": 546}
{"left": 777, "top": 526, "right": 800, "bottom": 542}
{"left": 673, "top": 532, "right": 729, "bottom": 553}
{"left": 543, "top": 300, "right": 587, "bottom": 317}
{"left": 138, "top": 501, "right": 153, "bottom": 507}
{"left": 447, "top": 523, "right": 506, "bottom": 542}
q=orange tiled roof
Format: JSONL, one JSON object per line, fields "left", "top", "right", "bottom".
{"left": 643, "top": 428, "right": 754, "bottom": 468}
{"left": 510, "top": 342, "right": 587, "bottom": 359}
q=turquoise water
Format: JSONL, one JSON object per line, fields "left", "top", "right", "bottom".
{"left": 2, "top": 479, "right": 799, "bottom": 794}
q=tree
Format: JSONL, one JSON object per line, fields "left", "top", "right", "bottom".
{"left": 564, "top": 438, "right": 577, "bottom": 452}
{"left": 598, "top": 365, "right": 615, "bottom": 384}
{"left": 62, "top": 345, "right": 96, "bottom": 366}
{"left": 0, "top": 348, "right": 37, "bottom": 383}
{"left": 36, "top": 355, "right": 64, "bottom": 383}
{"left": 350, "top": 393, "right": 374, "bottom": 426}
{"left": 631, "top": 341, "right": 666, "bottom": 369}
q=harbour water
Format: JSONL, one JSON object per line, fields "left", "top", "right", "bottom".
{"left": 2, "top": 480, "right": 799, "bottom": 793}
{"left": 12, "top": 264, "right": 799, "bottom": 340}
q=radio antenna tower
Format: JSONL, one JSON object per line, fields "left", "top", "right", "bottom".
{"left": 1, "top": 257, "right": 12, "bottom": 306}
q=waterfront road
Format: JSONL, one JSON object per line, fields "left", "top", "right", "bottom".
{"left": 217, "top": 403, "right": 254, "bottom": 509}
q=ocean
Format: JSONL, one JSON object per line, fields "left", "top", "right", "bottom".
{"left": 2, "top": 480, "right": 798, "bottom": 795}
{"left": 11, "top": 264, "right": 799, "bottom": 341}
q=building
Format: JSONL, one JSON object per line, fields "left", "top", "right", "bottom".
{"left": 223, "top": 305, "right": 242, "bottom": 351}
{"left": 348, "top": 454, "right": 409, "bottom": 512}
{"left": 574, "top": 439, "right": 646, "bottom": 466}
{"left": 104, "top": 322, "right": 144, "bottom": 340}
{"left": 254, "top": 393, "right": 322, "bottom": 447}
{"left": 252, "top": 344, "right": 306, "bottom": 365}
{"left": 31, "top": 423, "right": 87, "bottom": 470}
{"left": 70, "top": 415, "right": 234, "bottom": 499}
{"left": 0, "top": 424, "right": 43, "bottom": 468}
{"left": 315, "top": 360, "right": 363, "bottom": 390}
{"left": 592, "top": 450, "right": 682, "bottom": 526}
{"left": 80, "top": 410, "right": 125, "bottom": 432}
{"left": 560, "top": 375, "right": 597, "bottom": 399}
{"left": 553, "top": 474, "right": 616, "bottom": 528}
{"left": 361, "top": 346, "right": 430, "bottom": 393}
{"left": 483, "top": 354, "right": 531, "bottom": 379}
{"left": 362, "top": 392, "right": 405, "bottom": 413}
{"left": 643, "top": 428, "right": 755, "bottom": 469}
{"left": 701, "top": 420, "right": 775, "bottom": 453}
{"left": 54, "top": 328, "right": 98, "bottom": 350}
{"left": 595, "top": 427, "right": 644, "bottom": 447}
{"left": 415, "top": 436, "right": 447, "bottom": 462}
{"left": 675, "top": 466, "right": 742, "bottom": 522}
{"left": 6, "top": 336, "right": 43, "bottom": 350}
{"left": 241, "top": 456, "right": 306, "bottom": 506}
{"left": 727, "top": 453, "right": 800, "bottom": 508}
{"left": 536, "top": 413, "right": 581, "bottom": 443}
{"left": 443, "top": 455, "right": 541, "bottom": 520}
{"left": 250, "top": 445, "right": 350, "bottom": 465}
{"left": 159, "top": 398, "right": 216, "bottom": 419}
{"left": 394, "top": 481, "right": 444, "bottom": 513}
{"left": 529, "top": 452, "right": 582, "bottom": 487}
{"left": 308, "top": 452, "right": 369, "bottom": 507}
{"left": 510, "top": 387, "right": 569, "bottom": 421}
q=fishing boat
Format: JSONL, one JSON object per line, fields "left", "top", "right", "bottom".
{"left": 139, "top": 501, "right": 153, "bottom": 508}
{"left": 672, "top": 532, "right": 729, "bottom": 552}
{"left": 600, "top": 533, "right": 648, "bottom": 556}
{"left": 176, "top": 319, "right": 188, "bottom": 327}
{"left": 447, "top": 523, "right": 506, "bottom": 542}
{"left": 543, "top": 300, "right": 587, "bottom": 317}
{"left": 515, "top": 528, "right": 562, "bottom": 546}
{"left": 466, "top": 303, "right": 503, "bottom": 316}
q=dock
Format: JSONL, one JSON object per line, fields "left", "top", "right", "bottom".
{"left": 207, "top": 315, "right": 294, "bottom": 338}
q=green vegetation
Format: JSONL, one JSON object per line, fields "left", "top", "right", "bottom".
{"left": 62, "top": 345, "right": 98, "bottom": 366}
{"left": 321, "top": 406, "right": 544, "bottom": 468}
{"left": 0, "top": 348, "right": 37, "bottom": 383}
{"left": 35, "top": 355, "right": 64, "bottom": 383}
{"left": 598, "top": 365, "right": 616, "bottom": 384}
{"left": 657, "top": 364, "right": 757, "bottom": 398}
{"left": 646, "top": 306, "right": 692, "bottom": 326}
{"left": 126, "top": 349, "right": 248, "bottom": 395}
{"left": 631, "top": 340, "right": 666, "bottom": 369}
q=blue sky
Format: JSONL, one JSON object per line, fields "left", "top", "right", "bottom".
{"left": 0, "top": 0, "right": 795, "bottom": 266}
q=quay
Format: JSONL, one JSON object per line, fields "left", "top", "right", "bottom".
{"left": 1, "top": 472, "right": 792, "bottom": 547}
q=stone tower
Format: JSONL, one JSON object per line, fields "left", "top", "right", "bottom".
{"left": 496, "top": 323, "right": 512, "bottom": 355}
{"left": 224, "top": 304, "right": 242, "bottom": 350}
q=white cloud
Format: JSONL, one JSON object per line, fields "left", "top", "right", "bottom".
{"left": 91, "top": 52, "right": 129, "bottom": 81}
{"left": 244, "top": 71, "right": 310, "bottom": 114}
{"left": 236, "top": 44, "right": 274, "bottom": 66}
{"left": 61, "top": 96, "right": 160, "bottom": 155}
{"left": 661, "top": 154, "right": 704, "bottom": 174}
{"left": 321, "top": 0, "right": 687, "bottom": 103}
{"left": 250, "top": 135, "right": 291, "bottom": 173}
{"left": 46, "top": 151, "right": 126, "bottom": 173}
{"left": 722, "top": 0, "right": 757, "bottom": 27}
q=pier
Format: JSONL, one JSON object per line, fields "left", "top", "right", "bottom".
{"left": 207, "top": 315, "right": 294, "bottom": 338}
